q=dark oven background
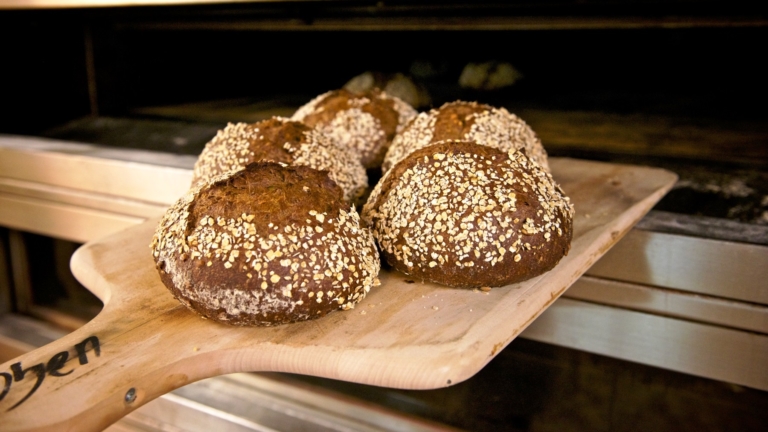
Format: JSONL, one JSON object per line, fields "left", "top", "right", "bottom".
{"left": 1, "top": 1, "right": 767, "bottom": 431}
{"left": 3, "top": 1, "right": 768, "bottom": 223}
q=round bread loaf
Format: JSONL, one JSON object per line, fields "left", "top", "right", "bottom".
{"left": 151, "top": 162, "right": 381, "bottom": 326}
{"left": 362, "top": 141, "right": 573, "bottom": 288}
{"left": 382, "top": 101, "right": 549, "bottom": 173}
{"left": 191, "top": 118, "right": 368, "bottom": 203}
{"left": 291, "top": 89, "right": 417, "bottom": 169}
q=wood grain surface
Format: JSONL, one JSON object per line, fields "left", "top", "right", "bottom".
{"left": 0, "top": 158, "right": 676, "bottom": 431}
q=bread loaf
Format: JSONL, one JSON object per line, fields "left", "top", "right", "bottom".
{"left": 292, "top": 89, "right": 417, "bottom": 169}
{"left": 383, "top": 101, "right": 549, "bottom": 173}
{"left": 362, "top": 141, "right": 572, "bottom": 288}
{"left": 151, "top": 162, "right": 380, "bottom": 326}
{"left": 192, "top": 117, "right": 367, "bottom": 202}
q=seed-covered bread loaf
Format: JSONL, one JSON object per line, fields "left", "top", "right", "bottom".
{"left": 383, "top": 101, "right": 549, "bottom": 173}
{"left": 152, "top": 162, "right": 380, "bottom": 326}
{"left": 363, "top": 141, "right": 572, "bottom": 288}
{"left": 291, "top": 89, "right": 417, "bottom": 169}
{"left": 191, "top": 117, "right": 368, "bottom": 203}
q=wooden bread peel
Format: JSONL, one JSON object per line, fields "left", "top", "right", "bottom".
{"left": 0, "top": 158, "right": 677, "bottom": 431}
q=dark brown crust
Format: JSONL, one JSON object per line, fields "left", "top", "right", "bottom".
{"left": 191, "top": 120, "right": 295, "bottom": 188}
{"left": 190, "top": 162, "right": 344, "bottom": 233}
{"left": 292, "top": 89, "right": 416, "bottom": 169}
{"left": 363, "top": 141, "right": 573, "bottom": 288}
{"left": 152, "top": 162, "right": 380, "bottom": 326}
{"left": 191, "top": 118, "right": 368, "bottom": 202}
{"left": 430, "top": 102, "right": 479, "bottom": 141}
{"left": 383, "top": 101, "right": 549, "bottom": 173}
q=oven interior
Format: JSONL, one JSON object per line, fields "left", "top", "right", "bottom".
{"left": 1, "top": 1, "right": 767, "bottom": 431}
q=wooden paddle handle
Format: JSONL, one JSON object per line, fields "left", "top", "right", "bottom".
{"left": 0, "top": 303, "right": 199, "bottom": 431}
